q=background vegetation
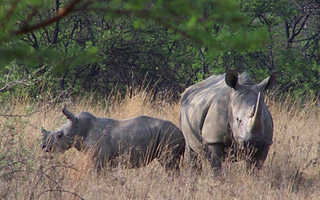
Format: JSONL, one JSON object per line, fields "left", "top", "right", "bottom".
{"left": 1, "top": 0, "right": 320, "bottom": 100}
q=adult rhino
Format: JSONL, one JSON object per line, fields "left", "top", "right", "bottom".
{"left": 42, "top": 107, "right": 185, "bottom": 170}
{"left": 180, "top": 69, "right": 276, "bottom": 171}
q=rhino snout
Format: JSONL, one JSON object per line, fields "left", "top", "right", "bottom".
{"left": 243, "top": 139, "right": 267, "bottom": 149}
{"left": 235, "top": 135, "right": 266, "bottom": 149}
{"left": 42, "top": 144, "right": 51, "bottom": 152}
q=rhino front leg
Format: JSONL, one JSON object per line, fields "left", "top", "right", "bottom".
{"left": 246, "top": 145, "right": 269, "bottom": 171}
{"left": 94, "top": 157, "right": 106, "bottom": 172}
{"left": 185, "top": 145, "right": 203, "bottom": 171}
{"left": 205, "top": 143, "right": 225, "bottom": 173}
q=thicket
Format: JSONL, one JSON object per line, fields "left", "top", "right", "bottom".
{"left": 1, "top": 0, "right": 320, "bottom": 101}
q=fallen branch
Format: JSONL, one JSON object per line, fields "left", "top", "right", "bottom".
{"left": 33, "top": 189, "right": 84, "bottom": 200}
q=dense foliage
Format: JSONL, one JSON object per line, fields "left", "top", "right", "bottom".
{"left": 0, "top": 0, "right": 320, "bottom": 100}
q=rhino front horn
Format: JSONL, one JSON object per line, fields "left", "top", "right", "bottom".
{"left": 250, "top": 92, "right": 262, "bottom": 133}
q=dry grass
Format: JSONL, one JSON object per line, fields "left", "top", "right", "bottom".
{"left": 1, "top": 88, "right": 320, "bottom": 200}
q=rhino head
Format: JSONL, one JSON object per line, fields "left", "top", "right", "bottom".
{"left": 42, "top": 107, "right": 79, "bottom": 153}
{"left": 225, "top": 69, "right": 276, "bottom": 149}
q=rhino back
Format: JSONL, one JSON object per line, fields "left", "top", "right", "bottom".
{"left": 81, "top": 115, "right": 184, "bottom": 167}
{"left": 181, "top": 74, "right": 225, "bottom": 103}
{"left": 100, "top": 116, "right": 168, "bottom": 157}
{"left": 116, "top": 116, "right": 184, "bottom": 152}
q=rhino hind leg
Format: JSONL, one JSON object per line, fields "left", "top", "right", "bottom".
{"left": 157, "top": 154, "right": 180, "bottom": 171}
{"left": 157, "top": 147, "right": 183, "bottom": 171}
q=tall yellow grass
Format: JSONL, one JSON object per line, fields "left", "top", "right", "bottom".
{"left": 1, "top": 88, "right": 320, "bottom": 200}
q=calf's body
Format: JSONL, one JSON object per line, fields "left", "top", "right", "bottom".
{"left": 42, "top": 108, "right": 185, "bottom": 170}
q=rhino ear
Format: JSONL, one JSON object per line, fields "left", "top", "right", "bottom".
{"left": 41, "top": 127, "right": 50, "bottom": 136}
{"left": 62, "top": 106, "right": 77, "bottom": 122}
{"left": 225, "top": 69, "right": 239, "bottom": 89}
{"left": 257, "top": 72, "right": 277, "bottom": 91}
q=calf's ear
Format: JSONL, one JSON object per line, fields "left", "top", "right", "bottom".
{"left": 41, "top": 127, "right": 49, "bottom": 136}
{"left": 257, "top": 72, "right": 277, "bottom": 91}
{"left": 225, "top": 69, "right": 239, "bottom": 89}
{"left": 62, "top": 106, "right": 77, "bottom": 122}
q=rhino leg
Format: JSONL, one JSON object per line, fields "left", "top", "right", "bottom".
{"left": 94, "top": 156, "right": 106, "bottom": 171}
{"left": 205, "top": 143, "right": 225, "bottom": 173}
{"left": 246, "top": 145, "right": 269, "bottom": 171}
{"left": 156, "top": 144, "right": 183, "bottom": 171}
{"left": 157, "top": 152, "right": 181, "bottom": 171}
{"left": 185, "top": 145, "right": 202, "bottom": 171}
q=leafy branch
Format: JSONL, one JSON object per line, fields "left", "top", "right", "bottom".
{"left": 13, "top": 0, "right": 82, "bottom": 35}
{"left": 11, "top": 0, "right": 205, "bottom": 45}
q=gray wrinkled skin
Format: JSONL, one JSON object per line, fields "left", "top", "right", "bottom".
{"left": 180, "top": 69, "right": 276, "bottom": 171}
{"left": 42, "top": 108, "right": 185, "bottom": 171}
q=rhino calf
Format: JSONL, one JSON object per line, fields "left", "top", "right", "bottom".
{"left": 42, "top": 107, "right": 185, "bottom": 170}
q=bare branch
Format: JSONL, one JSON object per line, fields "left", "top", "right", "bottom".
{"left": 0, "top": 108, "right": 42, "bottom": 118}
{"left": 0, "top": 80, "right": 31, "bottom": 92}
{"left": 0, "top": 97, "right": 55, "bottom": 118}
{"left": 0, "top": 158, "right": 28, "bottom": 170}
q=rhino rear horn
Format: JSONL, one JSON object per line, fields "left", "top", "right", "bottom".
{"left": 62, "top": 106, "right": 76, "bottom": 122}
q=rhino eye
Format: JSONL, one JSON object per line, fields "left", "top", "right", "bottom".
{"left": 56, "top": 132, "right": 63, "bottom": 139}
